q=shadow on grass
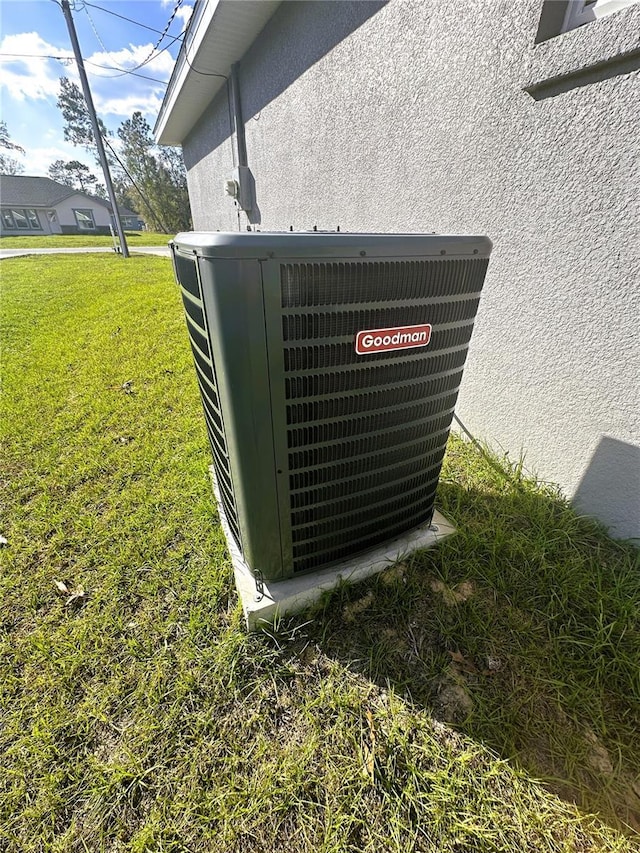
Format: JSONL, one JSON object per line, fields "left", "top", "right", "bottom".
{"left": 300, "top": 446, "right": 640, "bottom": 836}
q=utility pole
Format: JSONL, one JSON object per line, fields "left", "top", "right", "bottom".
{"left": 60, "top": 0, "right": 129, "bottom": 258}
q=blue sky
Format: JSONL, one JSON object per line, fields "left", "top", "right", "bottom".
{"left": 0, "top": 0, "right": 192, "bottom": 175}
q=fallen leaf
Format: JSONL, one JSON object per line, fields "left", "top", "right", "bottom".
{"left": 65, "top": 589, "right": 89, "bottom": 609}
{"left": 53, "top": 579, "right": 70, "bottom": 595}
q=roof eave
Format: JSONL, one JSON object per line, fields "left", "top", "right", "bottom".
{"left": 154, "top": 0, "right": 280, "bottom": 146}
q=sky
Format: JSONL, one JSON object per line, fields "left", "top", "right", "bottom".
{"left": 0, "top": 0, "right": 193, "bottom": 176}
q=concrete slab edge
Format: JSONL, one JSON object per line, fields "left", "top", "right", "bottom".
{"left": 209, "top": 466, "right": 455, "bottom": 631}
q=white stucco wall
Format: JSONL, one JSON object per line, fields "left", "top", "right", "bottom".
{"left": 181, "top": 0, "right": 640, "bottom": 540}
{"left": 53, "top": 194, "right": 112, "bottom": 231}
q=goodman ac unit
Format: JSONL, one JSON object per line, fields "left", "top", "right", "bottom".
{"left": 171, "top": 232, "right": 491, "bottom": 607}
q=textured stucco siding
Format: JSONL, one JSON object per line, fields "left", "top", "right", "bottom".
{"left": 182, "top": 0, "right": 640, "bottom": 540}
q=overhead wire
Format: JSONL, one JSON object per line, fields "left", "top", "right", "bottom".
{"left": 40, "top": 0, "right": 180, "bottom": 234}
{"left": 84, "top": 60, "right": 168, "bottom": 84}
{"left": 129, "top": 0, "right": 185, "bottom": 72}
{"left": 83, "top": 1, "right": 183, "bottom": 38}
{"left": 0, "top": 52, "right": 169, "bottom": 84}
{"left": 146, "top": 0, "right": 185, "bottom": 54}
{"left": 79, "top": 2, "right": 185, "bottom": 77}
{"left": 100, "top": 133, "right": 171, "bottom": 234}
{"left": 171, "top": 25, "right": 235, "bottom": 168}
{"left": 83, "top": 3, "right": 117, "bottom": 56}
{"left": 85, "top": 62, "right": 168, "bottom": 84}
{"left": 99, "top": 28, "right": 186, "bottom": 76}
{"left": 181, "top": 48, "right": 228, "bottom": 79}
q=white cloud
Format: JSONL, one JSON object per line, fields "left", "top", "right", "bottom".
{"left": 0, "top": 32, "right": 174, "bottom": 123}
{"left": 24, "top": 142, "right": 98, "bottom": 177}
{"left": 175, "top": 4, "right": 194, "bottom": 28}
{"left": 85, "top": 43, "right": 176, "bottom": 81}
{"left": 0, "top": 32, "right": 74, "bottom": 101}
{"left": 80, "top": 43, "right": 175, "bottom": 118}
{"left": 97, "top": 91, "right": 166, "bottom": 120}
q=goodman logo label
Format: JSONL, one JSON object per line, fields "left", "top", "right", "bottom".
{"left": 355, "top": 324, "right": 432, "bottom": 355}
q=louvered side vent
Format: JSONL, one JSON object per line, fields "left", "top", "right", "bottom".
{"left": 281, "top": 259, "right": 488, "bottom": 573}
{"left": 173, "top": 253, "right": 242, "bottom": 550}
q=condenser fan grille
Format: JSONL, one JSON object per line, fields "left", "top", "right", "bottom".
{"left": 281, "top": 258, "right": 488, "bottom": 573}
{"left": 280, "top": 259, "right": 487, "bottom": 306}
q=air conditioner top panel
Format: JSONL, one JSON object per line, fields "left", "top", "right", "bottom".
{"left": 171, "top": 231, "right": 492, "bottom": 260}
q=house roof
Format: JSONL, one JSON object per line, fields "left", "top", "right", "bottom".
{"left": 109, "top": 204, "right": 140, "bottom": 219}
{"left": 0, "top": 175, "right": 141, "bottom": 219}
{"left": 154, "top": 0, "right": 280, "bottom": 146}
{"left": 0, "top": 175, "right": 110, "bottom": 209}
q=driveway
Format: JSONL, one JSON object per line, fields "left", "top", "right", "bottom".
{"left": 0, "top": 246, "right": 171, "bottom": 259}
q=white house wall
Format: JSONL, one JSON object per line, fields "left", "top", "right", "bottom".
{"left": 52, "top": 194, "right": 113, "bottom": 231}
{"left": 181, "top": 0, "right": 640, "bottom": 540}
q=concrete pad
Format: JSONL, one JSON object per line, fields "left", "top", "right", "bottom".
{"left": 210, "top": 467, "right": 455, "bottom": 631}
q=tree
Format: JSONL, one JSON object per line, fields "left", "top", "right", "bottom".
{"left": 0, "top": 121, "right": 25, "bottom": 175}
{"left": 56, "top": 76, "right": 127, "bottom": 206}
{"left": 117, "top": 112, "right": 191, "bottom": 233}
{"left": 57, "top": 77, "right": 109, "bottom": 154}
{"left": 48, "top": 158, "right": 106, "bottom": 197}
{"left": 55, "top": 77, "right": 191, "bottom": 232}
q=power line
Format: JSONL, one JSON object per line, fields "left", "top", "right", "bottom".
{"left": 95, "top": 27, "right": 186, "bottom": 77}
{"left": 119, "top": 1, "right": 186, "bottom": 75}
{"left": 101, "top": 133, "right": 171, "bottom": 234}
{"left": 80, "top": 3, "right": 184, "bottom": 77}
{"left": 83, "top": 3, "right": 115, "bottom": 56}
{"left": 87, "top": 61, "right": 168, "bottom": 84}
{"left": 144, "top": 0, "right": 185, "bottom": 57}
{"left": 49, "top": 0, "right": 186, "bottom": 77}
{"left": 0, "top": 52, "right": 169, "bottom": 85}
{"left": 83, "top": 1, "right": 184, "bottom": 39}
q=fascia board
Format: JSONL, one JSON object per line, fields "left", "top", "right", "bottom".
{"left": 155, "top": 0, "right": 280, "bottom": 146}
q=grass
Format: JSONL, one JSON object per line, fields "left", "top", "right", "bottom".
{"left": 0, "top": 231, "right": 173, "bottom": 248}
{"left": 1, "top": 253, "right": 639, "bottom": 852}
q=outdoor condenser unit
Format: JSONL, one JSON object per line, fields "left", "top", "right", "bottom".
{"left": 171, "top": 232, "right": 491, "bottom": 589}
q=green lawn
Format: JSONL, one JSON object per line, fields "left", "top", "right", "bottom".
{"left": 0, "top": 231, "right": 174, "bottom": 248}
{"left": 1, "top": 254, "right": 639, "bottom": 852}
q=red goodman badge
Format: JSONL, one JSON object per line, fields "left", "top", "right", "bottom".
{"left": 355, "top": 324, "right": 432, "bottom": 355}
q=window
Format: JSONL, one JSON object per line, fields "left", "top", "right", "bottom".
{"left": 1, "top": 208, "right": 42, "bottom": 230}
{"left": 536, "top": 0, "right": 640, "bottom": 41}
{"left": 564, "top": 0, "right": 640, "bottom": 31}
{"left": 74, "top": 209, "right": 96, "bottom": 231}
{"left": 13, "top": 209, "right": 29, "bottom": 229}
{"left": 1, "top": 209, "right": 15, "bottom": 229}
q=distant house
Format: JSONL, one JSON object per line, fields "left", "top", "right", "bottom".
{"left": 0, "top": 175, "right": 144, "bottom": 236}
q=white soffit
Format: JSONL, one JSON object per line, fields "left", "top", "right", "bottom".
{"left": 155, "top": 0, "right": 280, "bottom": 145}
